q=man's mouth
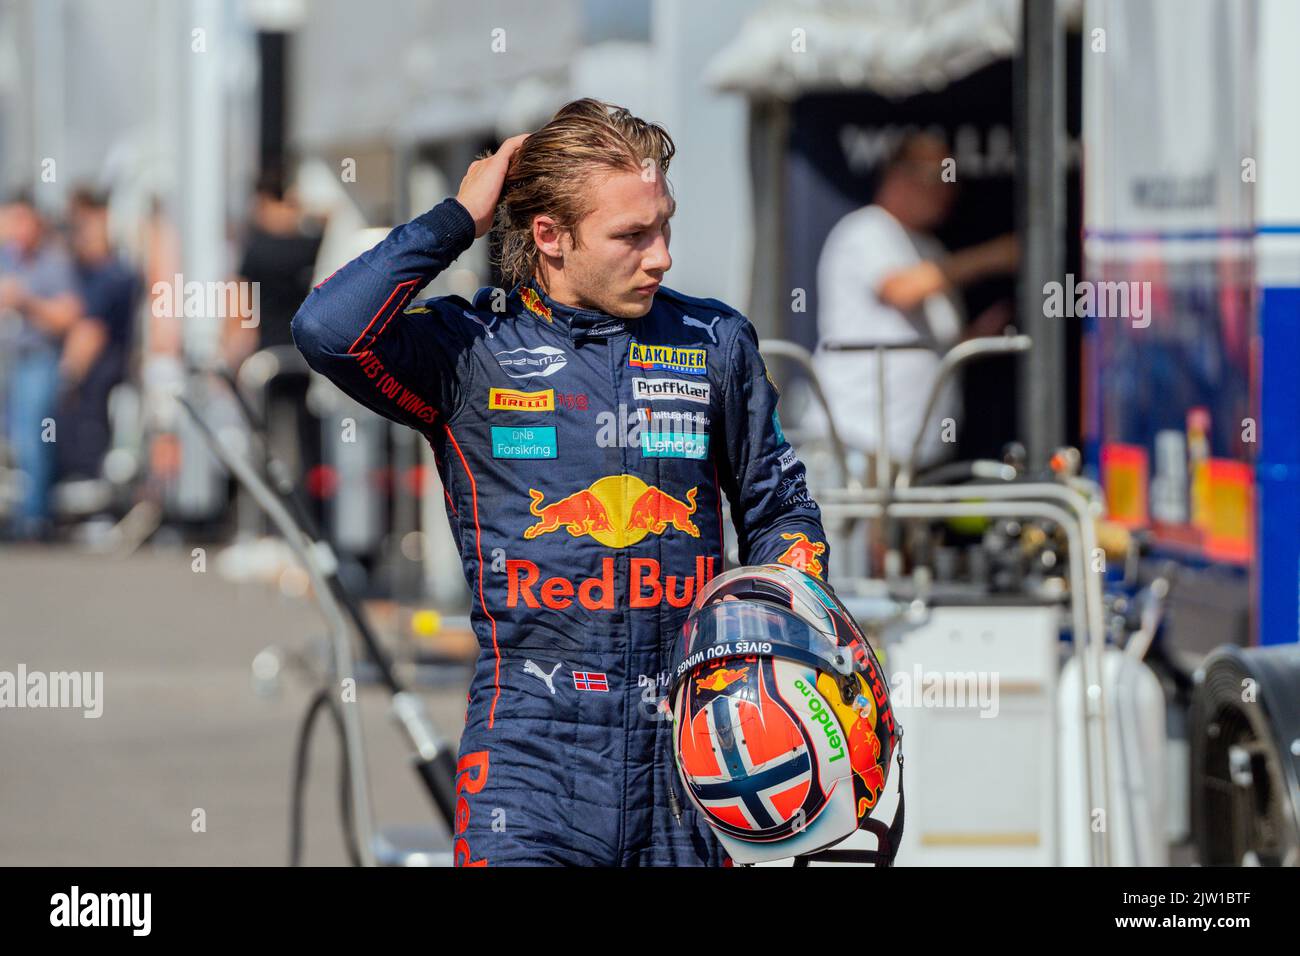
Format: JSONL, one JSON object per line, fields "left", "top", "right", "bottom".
{"left": 634, "top": 282, "right": 660, "bottom": 296}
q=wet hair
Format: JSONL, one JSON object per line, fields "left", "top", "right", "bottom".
{"left": 494, "top": 98, "right": 676, "bottom": 287}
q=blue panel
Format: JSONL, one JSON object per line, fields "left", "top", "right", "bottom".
{"left": 1256, "top": 287, "right": 1300, "bottom": 645}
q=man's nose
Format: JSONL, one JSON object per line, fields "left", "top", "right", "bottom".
{"left": 643, "top": 235, "right": 671, "bottom": 273}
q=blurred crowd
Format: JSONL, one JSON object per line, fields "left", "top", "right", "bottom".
{"left": 0, "top": 171, "right": 323, "bottom": 544}
{"left": 0, "top": 188, "right": 137, "bottom": 541}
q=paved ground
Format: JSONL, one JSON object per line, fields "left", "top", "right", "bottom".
{"left": 0, "top": 543, "right": 469, "bottom": 866}
{"left": 1, "top": 542, "right": 1204, "bottom": 868}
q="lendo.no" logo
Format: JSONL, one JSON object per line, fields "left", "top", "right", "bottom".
{"left": 793, "top": 678, "right": 845, "bottom": 762}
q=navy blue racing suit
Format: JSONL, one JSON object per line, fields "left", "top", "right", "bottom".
{"left": 292, "top": 197, "right": 830, "bottom": 865}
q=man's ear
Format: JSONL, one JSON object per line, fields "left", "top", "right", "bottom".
{"left": 533, "top": 216, "right": 568, "bottom": 259}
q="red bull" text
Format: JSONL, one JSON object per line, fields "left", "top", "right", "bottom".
{"left": 506, "top": 556, "right": 718, "bottom": 611}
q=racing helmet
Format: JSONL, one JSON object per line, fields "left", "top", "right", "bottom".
{"left": 667, "top": 564, "right": 902, "bottom": 865}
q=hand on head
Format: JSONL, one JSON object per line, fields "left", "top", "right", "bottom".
{"left": 456, "top": 133, "right": 530, "bottom": 238}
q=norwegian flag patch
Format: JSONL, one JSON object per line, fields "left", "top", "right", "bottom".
{"left": 572, "top": 671, "right": 610, "bottom": 692}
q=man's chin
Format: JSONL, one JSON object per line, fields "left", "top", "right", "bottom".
{"left": 609, "top": 294, "right": 654, "bottom": 319}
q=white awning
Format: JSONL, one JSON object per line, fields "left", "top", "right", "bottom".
{"left": 705, "top": 0, "right": 1079, "bottom": 100}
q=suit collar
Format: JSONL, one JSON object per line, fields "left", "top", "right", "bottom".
{"left": 516, "top": 278, "right": 635, "bottom": 340}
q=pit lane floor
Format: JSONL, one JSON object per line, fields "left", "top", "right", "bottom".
{"left": 0, "top": 544, "right": 468, "bottom": 865}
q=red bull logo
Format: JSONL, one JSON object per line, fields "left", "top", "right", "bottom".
{"left": 516, "top": 477, "right": 713, "bottom": 610}
{"left": 849, "top": 719, "right": 886, "bottom": 815}
{"left": 627, "top": 486, "right": 699, "bottom": 537}
{"left": 524, "top": 489, "right": 614, "bottom": 539}
{"left": 777, "top": 532, "right": 827, "bottom": 579}
{"left": 453, "top": 750, "right": 489, "bottom": 867}
{"left": 507, "top": 555, "right": 717, "bottom": 611}
{"left": 694, "top": 665, "right": 750, "bottom": 693}
{"left": 817, "top": 672, "right": 886, "bottom": 814}
{"left": 523, "top": 476, "right": 699, "bottom": 546}
{"left": 520, "top": 286, "right": 553, "bottom": 323}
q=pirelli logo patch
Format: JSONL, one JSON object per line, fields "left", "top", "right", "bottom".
{"left": 627, "top": 340, "right": 707, "bottom": 376}
{"left": 489, "top": 388, "right": 555, "bottom": 412}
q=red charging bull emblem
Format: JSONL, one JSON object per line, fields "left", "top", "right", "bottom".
{"left": 695, "top": 665, "right": 750, "bottom": 693}
{"left": 520, "top": 286, "right": 553, "bottom": 323}
{"left": 816, "top": 672, "right": 887, "bottom": 814}
{"left": 776, "top": 532, "right": 827, "bottom": 579}
{"left": 523, "top": 489, "right": 613, "bottom": 539}
{"left": 848, "top": 718, "right": 886, "bottom": 814}
{"left": 524, "top": 476, "right": 699, "bottom": 545}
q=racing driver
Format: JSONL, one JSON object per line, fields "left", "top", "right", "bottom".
{"left": 292, "top": 98, "right": 830, "bottom": 866}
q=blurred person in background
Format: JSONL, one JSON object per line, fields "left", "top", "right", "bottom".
{"left": 0, "top": 192, "right": 84, "bottom": 540}
{"left": 223, "top": 168, "right": 323, "bottom": 487}
{"left": 813, "top": 133, "right": 1018, "bottom": 483}
{"left": 54, "top": 187, "right": 139, "bottom": 484}
{"left": 225, "top": 168, "right": 323, "bottom": 362}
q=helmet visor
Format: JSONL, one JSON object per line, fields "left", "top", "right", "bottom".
{"left": 669, "top": 599, "right": 855, "bottom": 697}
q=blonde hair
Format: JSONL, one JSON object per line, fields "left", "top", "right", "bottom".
{"left": 493, "top": 98, "right": 676, "bottom": 287}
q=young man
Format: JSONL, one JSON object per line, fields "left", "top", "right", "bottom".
{"left": 292, "top": 99, "right": 829, "bottom": 866}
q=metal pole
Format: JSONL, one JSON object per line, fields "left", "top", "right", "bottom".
{"left": 178, "top": 392, "right": 379, "bottom": 866}
{"left": 748, "top": 99, "right": 788, "bottom": 340}
{"left": 874, "top": 344, "right": 891, "bottom": 578}
{"left": 1016, "top": 0, "right": 1066, "bottom": 468}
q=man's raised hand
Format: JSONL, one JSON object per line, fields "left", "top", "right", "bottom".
{"left": 456, "top": 133, "right": 529, "bottom": 238}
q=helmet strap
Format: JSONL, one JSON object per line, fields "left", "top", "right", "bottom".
{"left": 793, "top": 745, "right": 906, "bottom": 868}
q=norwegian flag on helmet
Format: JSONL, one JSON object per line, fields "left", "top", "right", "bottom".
{"left": 678, "top": 659, "right": 822, "bottom": 833}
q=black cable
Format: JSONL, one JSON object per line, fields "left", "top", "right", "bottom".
{"left": 289, "top": 686, "right": 362, "bottom": 866}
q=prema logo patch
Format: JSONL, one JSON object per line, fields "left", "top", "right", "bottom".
{"left": 632, "top": 377, "right": 710, "bottom": 404}
{"left": 495, "top": 345, "right": 568, "bottom": 379}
